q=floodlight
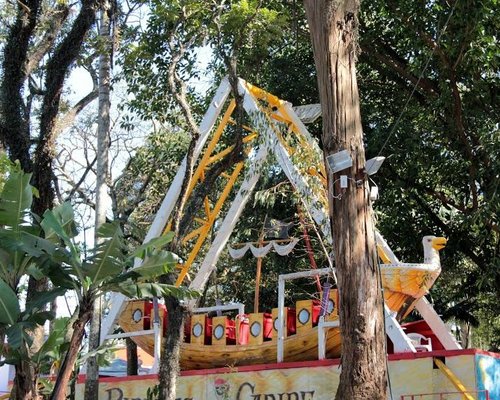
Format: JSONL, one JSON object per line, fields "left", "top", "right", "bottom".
{"left": 365, "top": 156, "right": 385, "bottom": 175}
{"left": 326, "top": 150, "right": 353, "bottom": 173}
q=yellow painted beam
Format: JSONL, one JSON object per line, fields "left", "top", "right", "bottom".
{"left": 175, "top": 162, "right": 245, "bottom": 286}
{"left": 182, "top": 225, "right": 206, "bottom": 244}
{"left": 433, "top": 358, "right": 476, "bottom": 400}
{"left": 161, "top": 100, "right": 236, "bottom": 237}
{"left": 207, "top": 132, "right": 258, "bottom": 166}
{"left": 184, "top": 100, "right": 236, "bottom": 201}
{"left": 377, "top": 245, "right": 392, "bottom": 264}
{"left": 245, "top": 82, "right": 284, "bottom": 109}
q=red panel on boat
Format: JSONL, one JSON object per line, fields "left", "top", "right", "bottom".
{"left": 237, "top": 315, "right": 249, "bottom": 345}
{"left": 263, "top": 313, "right": 273, "bottom": 340}
{"left": 226, "top": 318, "right": 236, "bottom": 345}
{"left": 205, "top": 317, "right": 212, "bottom": 345}
{"left": 312, "top": 300, "right": 321, "bottom": 326}
{"left": 287, "top": 308, "right": 296, "bottom": 335}
{"left": 143, "top": 301, "right": 153, "bottom": 330}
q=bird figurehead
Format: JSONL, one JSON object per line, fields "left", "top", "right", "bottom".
{"left": 422, "top": 235, "right": 447, "bottom": 266}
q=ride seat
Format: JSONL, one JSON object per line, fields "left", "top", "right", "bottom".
{"left": 407, "top": 333, "right": 433, "bottom": 352}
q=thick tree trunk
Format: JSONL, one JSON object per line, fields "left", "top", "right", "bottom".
{"left": 85, "top": 2, "right": 112, "bottom": 398}
{"left": 50, "top": 300, "right": 93, "bottom": 400}
{"left": 158, "top": 296, "right": 186, "bottom": 400}
{"left": 303, "top": 1, "right": 388, "bottom": 399}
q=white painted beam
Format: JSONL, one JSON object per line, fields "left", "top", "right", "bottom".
{"left": 415, "top": 296, "right": 461, "bottom": 350}
{"left": 384, "top": 304, "right": 416, "bottom": 353}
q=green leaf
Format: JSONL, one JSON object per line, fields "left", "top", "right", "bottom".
{"left": 84, "top": 222, "right": 126, "bottom": 284}
{"left": 133, "top": 250, "right": 178, "bottom": 278}
{"left": 131, "top": 232, "right": 175, "bottom": 259}
{"left": 5, "top": 323, "right": 32, "bottom": 349}
{"left": 0, "top": 168, "right": 32, "bottom": 228}
{"left": 26, "top": 264, "right": 45, "bottom": 280}
{"left": 25, "top": 287, "right": 66, "bottom": 313}
{"left": 26, "top": 310, "right": 55, "bottom": 325}
{"left": 41, "top": 206, "right": 79, "bottom": 255}
{"left": 0, "top": 278, "right": 20, "bottom": 325}
{"left": 113, "top": 281, "right": 199, "bottom": 300}
{"left": 42, "top": 203, "right": 78, "bottom": 242}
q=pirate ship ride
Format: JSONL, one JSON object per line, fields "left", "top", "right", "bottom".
{"left": 101, "top": 78, "right": 462, "bottom": 372}
{"left": 119, "top": 236, "right": 446, "bottom": 370}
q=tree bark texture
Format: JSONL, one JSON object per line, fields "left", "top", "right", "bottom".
{"left": 158, "top": 296, "right": 185, "bottom": 400}
{"left": 0, "top": 0, "right": 41, "bottom": 171}
{"left": 32, "top": 0, "right": 100, "bottom": 216}
{"left": 11, "top": 358, "right": 39, "bottom": 400}
{"left": 303, "top": 1, "right": 388, "bottom": 399}
{"left": 126, "top": 338, "right": 139, "bottom": 376}
{"left": 85, "top": 2, "right": 112, "bottom": 398}
{"left": 50, "top": 297, "right": 94, "bottom": 400}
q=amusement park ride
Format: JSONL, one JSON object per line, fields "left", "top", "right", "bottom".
{"left": 87, "top": 78, "right": 498, "bottom": 399}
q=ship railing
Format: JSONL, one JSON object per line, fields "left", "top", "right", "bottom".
{"left": 400, "top": 390, "right": 489, "bottom": 400}
{"left": 317, "top": 316, "right": 339, "bottom": 360}
{"left": 277, "top": 268, "right": 333, "bottom": 362}
{"left": 193, "top": 303, "right": 245, "bottom": 316}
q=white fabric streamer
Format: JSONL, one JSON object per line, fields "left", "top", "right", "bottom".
{"left": 273, "top": 238, "right": 299, "bottom": 256}
{"left": 228, "top": 243, "right": 252, "bottom": 259}
{"left": 228, "top": 239, "right": 299, "bottom": 259}
{"left": 250, "top": 242, "right": 273, "bottom": 257}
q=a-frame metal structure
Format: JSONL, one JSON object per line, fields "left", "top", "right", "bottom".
{"left": 100, "top": 77, "right": 460, "bottom": 371}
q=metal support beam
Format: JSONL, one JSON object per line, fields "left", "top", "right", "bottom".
{"left": 415, "top": 297, "right": 462, "bottom": 350}
{"left": 193, "top": 303, "right": 245, "bottom": 315}
{"left": 318, "top": 317, "right": 339, "bottom": 360}
{"left": 277, "top": 268, "right": 332, "bottom": 362}
{"left": 384, "top": 304, "right": 416, "bottom": 353}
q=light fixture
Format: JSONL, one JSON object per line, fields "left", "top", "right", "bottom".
{"left": 326, "top": 150, "right": 353, "bottom": 173}
{"left": 365, "top": 156, "right": 385, "bottom": 175}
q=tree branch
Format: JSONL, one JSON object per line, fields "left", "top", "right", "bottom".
{"left": 26, "top": 4, "right": 70, "bottom": 76}
{"left": 33, "top": 0, "right": 100, "bottom": 214}
{"left": 0, "top": 0, "right": 42, "bottom": 170}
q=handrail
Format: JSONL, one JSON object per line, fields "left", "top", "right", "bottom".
{"left": 193, "top": 303, "right": 245, "bottom": 316}
{"left": 400, "top": 390, "right": 488, "bottom": 400}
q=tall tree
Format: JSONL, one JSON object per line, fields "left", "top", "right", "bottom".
{"left": 85, "top": 0, "right": 114, "bottom": 398}
{"left": 0, "top": 1, "right": 101, "bottom": 397}
{"left": 303, "top": 1, "right": 387, "bottom": 399}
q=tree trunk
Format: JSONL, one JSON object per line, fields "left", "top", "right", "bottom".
{"left": 303, "top": 1, "right": 388, "bottom": 399}
{"left": 10, "top": 358, "right": 39, "bottom": 400}
{"left": 158, "top": 296, "right": 185, "bottom": 400}
{"left": 50, "top": 300, "right": 93, "bottom": 400}
{"left": 85, "top": 2, "right": 113, "bottom": 398}
{"left": 126, "top": 338, "right": 139, "bottom": 376}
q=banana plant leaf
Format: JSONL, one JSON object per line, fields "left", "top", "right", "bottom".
{"left": 0, "top": 278, "right": 20, "bottom": 325}
{"left": 41, "top": 204, "right": 80, "bottom": 261}
{"left": 110, "top": 281, "right": 199, "bottom": 300}
{"left": 132, "top": 250, "right": 178, "bottom": 278}
{"left": 24, "top": 287, "right": 66, "bottom": 313}
{"left": 83, "top": 222, "right": 126, "bottom": 284}
{"left": 131, "top": 232, "right": 175, "bottom": 259}
{"left": 0, "top": 168, "right": 32, "bottom": 227}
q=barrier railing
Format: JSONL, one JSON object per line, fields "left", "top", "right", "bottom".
{"left": 400, "top": 390, "right": 489, "bottom": 400}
